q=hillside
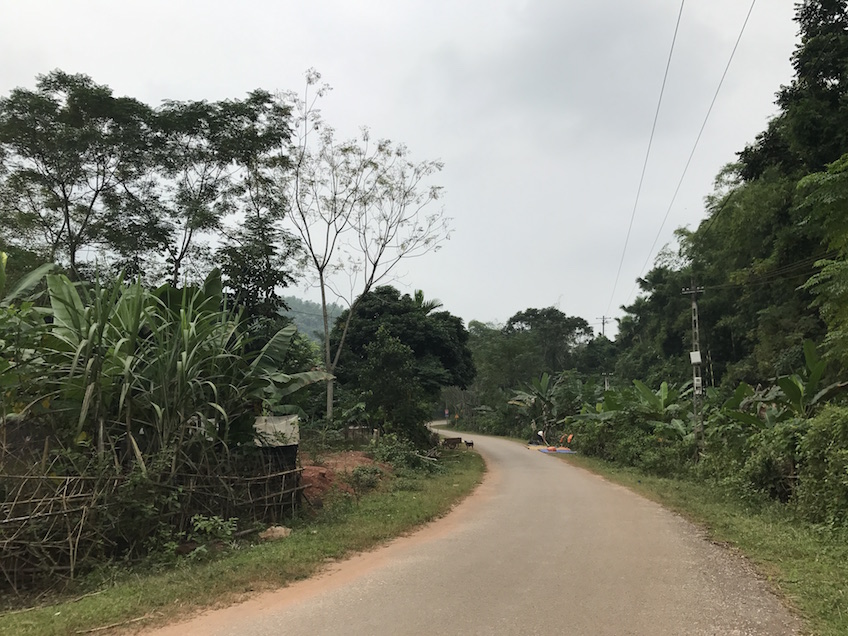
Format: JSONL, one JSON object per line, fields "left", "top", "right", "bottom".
{"left": 282, "top": 295, "right": 344, "bottom": 342}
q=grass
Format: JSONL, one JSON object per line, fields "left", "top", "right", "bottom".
{"left": 0, "top": 449, "right": 485, "bottom": 636}
{"left": 560, "top": 453, "right": 848, "bottom": 636}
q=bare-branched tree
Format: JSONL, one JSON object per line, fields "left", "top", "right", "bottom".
{"left": 280, "top": 69, "right": 450, "bottom": 419}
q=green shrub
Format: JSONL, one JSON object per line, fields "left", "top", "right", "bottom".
{"left": 369, "top": 434, "right": 437, "bottom": 472}
{"left": 346, "top": 465, "right": 384, "bottom": 497}
{"left": 796, "top": 405, "right": 848, "bottom": 525}
{"left": 567, "top": 416, "right": 615, "bottom": 459}
{"left": 740, "top": 419, "right": 807, "bottom": 502}
{"left": 638, "top": 437, "right": 693, "bottom": 477}
{"left": 189, "top": 514, "right": 238, "bottom": 543}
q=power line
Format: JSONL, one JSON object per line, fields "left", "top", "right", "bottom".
{"left": 628, "top": 0, "right": 759, "bottom": 302}
{"left": 606, "top": 0, "right": 687, "bottom": 315}
{"left": 698, "top": 189, "right": 737, "bottom": 236}
{"left": 704, "top": 251, "right": 836, "bottom": 291}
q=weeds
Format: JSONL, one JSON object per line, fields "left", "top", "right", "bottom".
{"left": 563, "top": 453, "right": 848, "bottom": 636}
{"left": 0, "top": 450, "right": 485, "bottom": 636}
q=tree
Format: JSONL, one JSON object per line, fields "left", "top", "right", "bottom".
{"left": 466, "top": 319, "right": 539, "bottom": 406}
{"left": 798, "top": 154, "right": 848, "bottom": 364}
{"left": 0, "top": 71, "right": 156, "bottom": 279}
{"left": 574, "top": 335, "right": 618, "bottom": 378}
{"left": 331, "top": 285, "right": 475, "bottom": 401}
{"left": 213, "top": 93, "right": 300, "bottom": 343}
{"left": 151, "top": 91, "right": 292, "bottom": 285}
{"left": 614, "top": 265, "right": 693, "bottom": 387}
{"left": 504, "top": 307, "right": 592, "bottom": 373}
{"left": 0, "top": 73, "right": 297, "bottom": 286}
{"left": 738, "top": 1, "right": 848, "bottom": 180}
{"left": 358, "top": 325, "right": 430, "bottom": 445}
{"left": 777, "top": 0, "right": 848, "bottom": 173}
{"left": 218, "top": 212, "right": 299, "bottom": 318}
{"left": 283, "top": 70, "right": 449, "bottom": 419}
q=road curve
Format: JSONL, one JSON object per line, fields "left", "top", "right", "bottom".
{"left": 145, "top": 433, "right": 801, "bottom": 636}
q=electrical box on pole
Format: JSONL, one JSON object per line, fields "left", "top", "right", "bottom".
{"left": 683, "top": 282, "right": 705, "bottom": 453}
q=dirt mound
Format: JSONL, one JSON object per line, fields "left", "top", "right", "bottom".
{"left": 300, "top": 451, "right": 381, "bottom": 503}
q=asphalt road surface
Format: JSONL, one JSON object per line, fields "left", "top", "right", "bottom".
{"left": 146, "top": 433, "right": 801, "bottom": 636}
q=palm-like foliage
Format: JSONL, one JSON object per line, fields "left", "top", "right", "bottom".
{"left": 724, "top": 341, "right": 848, "bottom": 430}
{"left": 509, "top": 372, "right": 559, "bottom": 438}
{"left": 30, "top": 267, "right": 329, "bottom": 474}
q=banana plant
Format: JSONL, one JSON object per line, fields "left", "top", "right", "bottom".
{"left": 574, "top": 388, "right": 624, "bottom": 422}
{"left": 251, "top": 324, "right": 332, "bottom": 414}
{"left": 724, "top": 341, "right": 848, "bottom": 429}
{"left": 509, "top": 372, "right": 559, "bottom": 438}
{"left": 776, "top": 340, "right": 848, "bottom": 418}
{"left": 631, "top": 379, "right": 690, "bottom": 439}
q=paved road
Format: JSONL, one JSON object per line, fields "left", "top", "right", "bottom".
{"left": 147, "top": 434, "right": 801, "bottom": 636}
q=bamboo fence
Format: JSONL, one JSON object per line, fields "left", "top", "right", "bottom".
{"left": 1, "top": 458, "right": 303, "bottom": 594}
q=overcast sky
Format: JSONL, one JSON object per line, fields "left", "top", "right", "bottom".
{"left": 1, "top": 0, "right": 799, "bottom": 334}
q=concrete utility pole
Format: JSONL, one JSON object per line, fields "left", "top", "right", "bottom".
{"left": 597, "top": 317, "right": 612, "bottom": 391}
{"left": 682, "top": 282, "right": 705, "bottom": 449}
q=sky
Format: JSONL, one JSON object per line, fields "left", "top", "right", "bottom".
{"left": 0, "top": 0, "right": 800, "bottom": 335}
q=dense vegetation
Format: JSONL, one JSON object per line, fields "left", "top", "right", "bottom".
{"left": 4, "top": 1, "right": 848, "bottom": 621}
{"left": 329, "top": 287, "right": 475, "bottom": 444}
{"left": 448, "top": 1, "right": 848, "bottom": 532}
{"left": 0, "top": 71, "right": 467, "bottom": 594}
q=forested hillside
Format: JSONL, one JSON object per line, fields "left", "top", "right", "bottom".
{"left": 451, "top": 1, "right": 848, "bottom": 531}
{"left": 616, "top": 0, "right": 848, "bottom": 389}
{"left": 281, "top": 295, "right": 343, "bottom": 342}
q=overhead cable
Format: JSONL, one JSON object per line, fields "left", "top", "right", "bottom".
{"left": 606, "top": 0, "right": 687, "bottom": 315}
{"left": 624, "top": 0, "right": 759, "bottom": 306}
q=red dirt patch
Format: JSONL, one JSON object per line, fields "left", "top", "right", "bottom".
{"left": 300, "top": 451, "right": 383, "bottom": 503}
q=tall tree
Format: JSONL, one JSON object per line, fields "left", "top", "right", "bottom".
{"left": 358, "top": 325, "right": 431, "bottom": 445}
{"left": 0, "top": 74, "right": 296, "bottom": 285}
{"left": 777, "top": 0, "right": 848, "bottom": 173}
{"left": 738, "top": 1, "right": 848, "bottom": 180}
{"left": 618, "top": 2, "right": 847, "bottom": 388}
{"left": 282, "top": 70, "right": 449, "bottom": 419}
{"left": 504, "top": 307, "right": 592, "bottom": 374}
{"left": 331, "top": 285, "right": 475, "bottom": 401}
{"left": 0, "top": 71, "right": 156, "bottom": 279}
{"left": 797, "top": 154, "right": 848, "bottom": 364}
{"left": 152, "top": 91, "right": 292, "bottom": 285}
{"left": 467, "top": 320, "right": 535, "bottom": 405}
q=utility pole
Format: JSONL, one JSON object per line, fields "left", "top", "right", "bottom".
{"left": 682, "top": 282, "right": 705, "bottom": 451}
{"left": 596, "top": 316, "right": 613, "bottom": 391}
{"left": 597, "top": 316, "right": 610, "bottom": 338}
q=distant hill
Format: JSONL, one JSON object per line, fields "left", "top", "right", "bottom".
{"left": 282, "top": 295, "right": 344, "bottom": 342}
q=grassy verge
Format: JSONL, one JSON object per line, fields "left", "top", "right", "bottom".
{"left": 560, "top": 453, "right": 847, "bottom": 636}
{"left": 0, "top": 450, "right": 485, "bottom": 636}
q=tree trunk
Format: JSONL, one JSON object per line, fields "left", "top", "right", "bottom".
{"left": 320, "top": 273, "right": 335, "bottom": 421}
{"left": 326, "top": 377, "right": 335, "bottom": 422}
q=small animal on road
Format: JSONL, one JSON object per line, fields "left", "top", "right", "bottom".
{"left": 464, "top": 440, "right": 474, "bottom": 449}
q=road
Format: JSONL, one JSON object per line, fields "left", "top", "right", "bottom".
{"left": 146, "top": 433, "right": 801, "bottom": 635}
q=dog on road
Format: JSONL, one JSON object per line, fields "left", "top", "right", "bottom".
{"left": 464, "top": 440, "right": 474, "bottom": 449}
